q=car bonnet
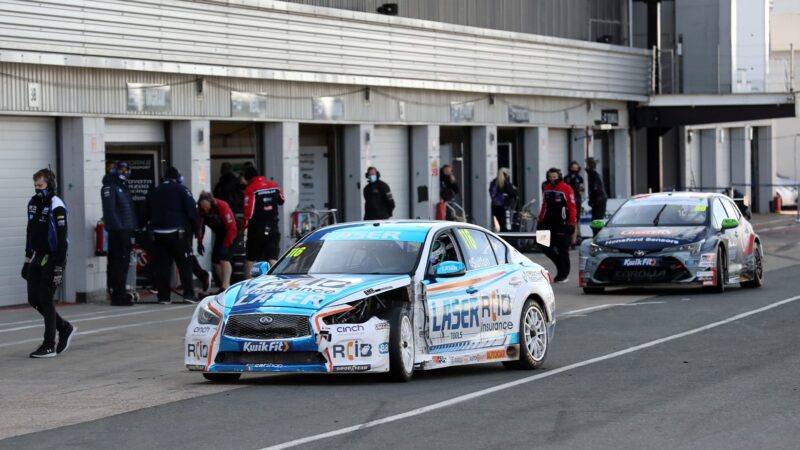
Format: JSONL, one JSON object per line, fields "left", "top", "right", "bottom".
{"left": 218, "top": 274, "right": 412, "bottom": 316}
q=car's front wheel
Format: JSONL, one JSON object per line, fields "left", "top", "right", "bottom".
{"left": 503, "top": 299, "right": 548, "bottom": 370}
{"left": 741, "top": 241, "right": 764, "bottom": 288}
{"left": 387, "top": 305, "right": 415, "bottom": 382}
{"left": 705, "top": 248, "right": 727, "bottom": 294}
{"left": 202, "top": 372, "right": 241, "bottom": 383}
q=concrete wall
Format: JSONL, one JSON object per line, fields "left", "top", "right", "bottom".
{"left": 60, "top": 117, "right": 106, "bottom": 302}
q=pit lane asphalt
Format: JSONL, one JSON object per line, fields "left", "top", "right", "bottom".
{"left": 1, "top": 218, "right": 799, "bottom": 449}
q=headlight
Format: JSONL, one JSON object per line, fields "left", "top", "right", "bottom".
{"left": 663, "top": 240, "right": 704, "bottom": 255}
{"left": 590, "top": 243, "right": 620, "bottom": 256}
{"left": 198, "top": 303, "right": 221, "bottom": 325}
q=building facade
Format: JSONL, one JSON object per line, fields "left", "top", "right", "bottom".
{"left": 0, "top": 0, "right": 793, "bottom": 307}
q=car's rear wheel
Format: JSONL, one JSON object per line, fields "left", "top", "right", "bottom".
{"left": 583, "top": 287, "right": 605, "bottom": 294}
{"left": 386, "top": 305, "right": 414, "bottom": 382}
{"left": 741, "top": 242, "right": 764, "bottom": 288}
{"left": 202, "top": 372, "right": 241, "bottom": 383}
{"left": 503, "top": 299, "right": 548, "bottom": 370}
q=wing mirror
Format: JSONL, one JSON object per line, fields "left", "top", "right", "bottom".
{"left": 250, "top": 261, "right": 270, "bottom": 277}
{"left": 590, "top": 219, "right": 606, "bottom": 231}
{"left": 721, "top": 218, "right": 739, "bottom": 230}
{"left": 434, "top": 261, "right": 466, "bottom": 278}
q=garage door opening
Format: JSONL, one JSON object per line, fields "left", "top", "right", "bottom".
{"left": 209, "top": 122, "right": 260, "bottom": 215}
{"left": 439, "top": 126, "right": 472, "bottom": 220}
{"left": 498, "top": 127, "right": 524, "bottom": 206}
{"left": 371, "top": 126, "right": 410, "bottom": 219}
{"left": 299, "top": 124, "right": 344, "bottom": 220}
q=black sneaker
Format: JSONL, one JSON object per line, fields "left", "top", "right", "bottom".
{"left": 56, "top": 325, "right": 77, "bottom": 354}
{"left": 158, "top": 299, "right": 172, "bottom": 305}
{"left": 30, "top": 344, "right": 57, "bottom": 358}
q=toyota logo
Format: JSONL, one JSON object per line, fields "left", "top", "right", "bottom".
{"left": 258, "top": 316, "right": 273, "bottom": 325}
{"left": 634, "top": 250, "right": 646, "bottom": 257}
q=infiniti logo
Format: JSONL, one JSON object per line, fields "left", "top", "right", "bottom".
{"left": 258, "top": 316, "right": 274, "bottom": 325}
{"left": 634, "top": 250, "right": 646, "bottom": 257}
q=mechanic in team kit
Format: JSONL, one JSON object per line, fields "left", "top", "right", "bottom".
{"left": 196, "top": 192, "right": 238, "bottom": 292}
{"left": 101, "top": 161, "right": 138, "bottom": 306}
{"left": 363, "top": 166, "right": 395, "bottom": 220}
{"left": 538, "top": 167, "right": 578, "bottom": 283}
{"left": 144, "top": 166, "right": 198, "bottom": 304}
{"left": 242, "top": 166, "right": 285, "bottom": 275}
{"left": 22, "top": 168, "right": 76, "bottom": 358}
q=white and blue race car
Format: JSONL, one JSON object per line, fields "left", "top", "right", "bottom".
{"left": 185, "top": 221, "right": 556, "bottom": 382}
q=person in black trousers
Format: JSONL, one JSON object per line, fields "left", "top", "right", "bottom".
{"left": 23, "top": 168, "right": 76, "bottom": 358}
{"left": 363, "top": 166, "right": 395, "bottom": 220}
{"left": 585, "top": 157, "right": 608, "bottom": 237}
{"left": 564, "top": 161, "right": 585, "bottom": 247}
{"left": 143, "top": 167, "right": 198, "bottom": 304}
{"left": 101, "top": 161, "right": 138, "bottom": 306}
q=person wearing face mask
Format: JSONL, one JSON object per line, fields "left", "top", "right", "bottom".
{"left": 563, "top": 161, "right": 585, "bottom": 246}
{"left": 538, "top": 168, "right": 577, "bottom": 283}
{"left": 363, "top": 166, "right": 395, "bottom": 220}
{"left": 23, "top": 168, "right": 76, "bottom": 358}
{"left": 101, "top": 161, "right": 139, "bottom": 306}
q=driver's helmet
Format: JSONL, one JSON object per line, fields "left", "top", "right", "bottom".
{"left": 429, "top": 240, "right": 446, "bottom": 265}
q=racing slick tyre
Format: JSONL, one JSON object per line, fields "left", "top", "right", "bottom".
{"left": 202, "top": 372, "right": 241, "bottom": 383}
{"left": 386, "top": 305, "right": 415, "bottom": 382}
{"left": 582, "top": 287, "right": 605, "bottom": 294}
{"left": 741, "top": 242, "right": 764, "bottom": 289}
{"left": 706, "top": 249, "right": 727, "bottom": 294}
{"left": 503, "top": 299, "right": 548, "bottom": 370}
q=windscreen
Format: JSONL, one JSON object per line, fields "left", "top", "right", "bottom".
{"left": 271, "top": 228, "right": 426, "bottom": 275}
{"left": 607, "top": 197, "right": 709, "bottom": 227}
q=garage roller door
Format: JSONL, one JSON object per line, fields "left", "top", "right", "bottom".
{"left": 372, "top": 127, "right": 410, "bottom": 219}
{"left": 0, "top": 117, "right": 57, "bottom": 307}
{"left": 546, "top": 129, "right": 569, "bottom": 174}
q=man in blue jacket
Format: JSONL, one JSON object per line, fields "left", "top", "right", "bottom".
{"left": 101, "top": 161, "right": 138, "bottom": 306}
{"left": 143, "top": 166, "right": 198, "bottom": 304}
{"left": 23, "top": 168, "right": 76, "bottom": 358}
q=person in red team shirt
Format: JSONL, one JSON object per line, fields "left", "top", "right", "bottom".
{"left": 196, "top": 192, "right": 238, "bottom": 291}
{"left": 242, "top": 166, "right": 285, "bottom": 275}
{"left": 538, "top": 167, "right": 577, "bottom": 283}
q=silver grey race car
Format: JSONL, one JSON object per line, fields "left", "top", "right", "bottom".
{"left": 579, "top": 192, "right": 764, "bottom": 294}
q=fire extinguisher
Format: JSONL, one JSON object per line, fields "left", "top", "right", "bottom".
{"left": 774, "top": 194, "right": 782, "bottom": 214}
{"left": 95, "top": 220, "right": 108, "bottom": 256}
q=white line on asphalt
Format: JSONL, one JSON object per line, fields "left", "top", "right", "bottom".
{"left": 757, "top": 224, "right": 799, "bottom": 233}
{"left": 262, "top": 295, "right": 800, "bottom": 450}
{"left": 559, "top": 301, "right": 665, "bottom": 318}
{"left": 0, "top": 309, "right": 116, "bottom": 326}
{"left": 0, "top": 316, "right": 192, "bottom": 348}
{"left": 0, "top": 306, "right": 192, "bottom": 333}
